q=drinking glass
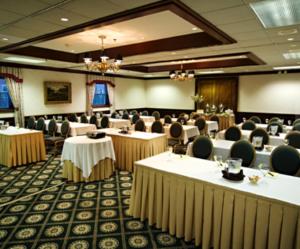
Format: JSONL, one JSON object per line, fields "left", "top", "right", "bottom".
{"left": 214, "top": 155, "right": 223, "bottom": 167}
{"left": 242, "top": 117, "right": 246, "bottom": 123}
{"left": 265, "top": 118, "right": 269, "bottom": 124}
{"left": 288, "top": 120, "right": 292, "bottom": 126}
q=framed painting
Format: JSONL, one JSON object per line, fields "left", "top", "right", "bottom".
{"left": 44, "top": 81, "right": 72, "bottom": 104}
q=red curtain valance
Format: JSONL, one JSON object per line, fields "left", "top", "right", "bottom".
{"left": 0, "top": 73, "right": 23, "bottom": 83}
{"left": 86, "top": 79, "right": 115, "bottom": 87}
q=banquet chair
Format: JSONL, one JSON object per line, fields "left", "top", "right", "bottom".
{"left": 142, "top": 110, "right": 149, "bottom": 116}
{"left": 135, "top": 119, "right": 146, "bottom": 132}
{"left": 192, "top": 136, "right": 213, "bottom": 159}
{"left": 68, "top": 113, "right": 78, "bottom": 122}
{"left": 164, "top": 115, "right": 172, "bottom": 124}
{"left": 249, "top": 128, "right": 269, "bottom": 145}
{"left": 45, "top": 119, "right": 57, "bottom": 138}
{"left": 177, "top": 116, "right": 187, "bottom": 125}
{"left": 249, "top": 116, "right": 262, "bottom": 124}
{"left": 269, "top": 117, "right": 280, "bottom": 124}
{"left": 151, "top": 120, "right": 164, "bottom": 133}
{"left": 152, "top": 111, "right": 160, "bottom": 121}
{"left": 224, "top": 126, "right": 242, "bottom": 141}
{"left": 89, "top": 115, "right": 98, "bottom": 128}
{"left": 270, "top": 145, "right": 300, "bottom": 176}
{"left": 285, "top": 131, "right": 300, "bottom": 149}
{"left": 36, "top": 117, "right": 45, "bottom": 131}
{"left": 267, "top": 122, "right": 283, "bottom": 133}
{"left": 80, "top": 114, "right": 88, "bottom": 123}
{"left": 241, "top": 120, "right": 256, "bottom": 130}
{"left": 293, "top": 118, "right": 300, "bottom": 126}
{"left": 168, "top": 122, "right": 184, "bottom": 153}
{"left": 293, "top": 123, "right": 300, "bottom": 132}
{"left": 100, "top": 116, "right": 109, "bottom": 128}
{"left": 192, "top": 113, "right": 200, "bottom": 120}
{"left": 45, "top": 121, "right": 70, "bottom": 155}
{"left": 122, "top": 113, "right": 130, "bottom": 120}
{"left": 27, "top": 116, "right": 36, "bottom": 129}
{"left": 230, "top": 140, "right": 256, "bottom": 167}
{"left": 210, "top": 115, "right": 219, "bottom": 124}
{"left": 130, "top": 110, "right": 138, "bottom": 115}
{"left": 111, "top": 112, "right": 117, "bottom": 119}
{"left": 132, "top": 114, "right": 140, "bottom": 124}
{"left": 194, "top": 118, "right": 206, "bottom": 135}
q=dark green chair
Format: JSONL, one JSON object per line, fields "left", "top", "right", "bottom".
{"left": 134, "top": 119, "right": 146, "bottom": 132}
{"left": 142, "top": 110, "right": 149, "bottom": 116}
{"left": 80, "top": 114, "right": 88, "bottom": 123}
{"left": 68, "top": 113, "right": 77, "bottom": 122}
{"left": 122, "top": 113, "right": 130, "bottom": 120}
{"left": 45, "top": 119, "right": 57, "bottom": 138}
{"left": 224, "top": 126, "right": 241, "bottom": 141}
{"left": 90, "top": 115, "right": 98, "bottom": 127}
{"left": 168, "top": 122, "right": 183, "bottom": 147}
{"left": 100, "top": 116, "right": 109, "bottom": 128}
{"left": 177, "top": 117, "right": 187, "bottom": 125}
{"left": 27, "top": 116, "right": 36, "bottom": 129}
{"left": 249, "top": 116, "right": 262, "bottom": 124}
{"left": 269, "top": 117, "right": 280, "bottom": 124}
{"left": 241, "top": 120, "right": 256, "bottom": 130}
{"left": 230, "top": 140, "right": 256, "bottom": 167}
{"left": 293, "top": 123, "right": 300, "bottom": 132}
{"left": 192, "top": 136, "right": 213, "bottom": 159}
{"left": 250, "top": 128, "right": 269, "bottom": 145}
{"left": 152, "top": 111, "right": 160, "bottom": 121}
{"left": 164, "top": 115, "right": 172, "bottom": 124}
{"left": 36, "top": 117, "right": 45, "bottom": 131}
{"left": 151, "top": 120, "right": 164, "bottom": 133}
{"left": 293, "top": 118, "right": 300, "bottom": 126}
{"left": 267, "top": 122, "right": 283, "bottom": 133}
{"left": 194, "top": 118, "right": 206, "bottom": 134}
{"left": 45, "top": 121, "right": 69, "bottom": 155}
{"left": 271, "top": 145, "right": 300, "bottom": 176}
{"left": 286, "top": 131, "right": 300, "bottom": 149}
{"left": 130, "top": 110, "right": 138, "bottom": 115}
{"left": 111, "top": 112, "right": 117, "bottom": 119}
{"left": 132, "top": 114, "right": 140, "bottom": 124}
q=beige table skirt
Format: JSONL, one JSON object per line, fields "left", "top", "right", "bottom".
{"left": 110, "top": 135, "right": 167, "bottom": 172}
{"left": 129, "top": 166, "right": 300, "bottom": 249}
{"left": 200, "top": 115, "right": 235, "bottom": 131}
{"left": 0, "top": 132, "right": 46, "bottom": 167}
{"left": 62, "top": 158, "right": 115, "bottom": 182}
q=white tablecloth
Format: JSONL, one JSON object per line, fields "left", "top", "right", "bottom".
{"left": 164, "top": 125, "right": 199, "bottom": 144}
{"left": 237, "top": 123, "right": 293, "bottom": 133}
{"left": 109, "top": 118, "right": 131, "bottom": 129}
{"left": 61, "top": 136, "right": 115, "bottom": 178}
{"left": 1, "top": 126, "right": 42, "bottom": 135}
{"left": 45, "top": 120, "right": 96, "bottom": 136}
{"left": 217, "top": 129, "right": 286, "bottom": 146}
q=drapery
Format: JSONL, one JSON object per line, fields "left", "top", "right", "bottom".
{"left": 0, "top": 67, "right": 24, "bottom": 127}
{"left": 86, "top": 74, "right": 115, "bottom": 115}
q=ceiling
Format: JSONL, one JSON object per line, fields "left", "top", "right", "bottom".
{"left": 0, "top": 0, "right": 299, "bottom": 77}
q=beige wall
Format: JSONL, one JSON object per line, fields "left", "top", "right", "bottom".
{"left": 238, "top": 73, "right": 300, "bottom": 114}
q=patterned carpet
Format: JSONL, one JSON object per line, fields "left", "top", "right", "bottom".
{"left": 0, "top": 155, "right": 201, "bottom": 249}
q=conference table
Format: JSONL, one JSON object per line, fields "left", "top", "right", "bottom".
{"left": 44, "top": 120, "right": 96, "bottom": 136}
{"left": 77, "top": 116, "right": 131, "bottom": 129}
{"left": 129, "top": 152, "right": 300, "bottom": 249}
{"left": 61, "top": 136, "right": 115, "bottom": 182}
{"left": 237, "top": 123, "right": 293, "bottom": 133}
{"left": 99, "top": 128, "right": 167, "bottom": 172}
{"left": 0, "top": 127, "right": 46, "bottom": 167}
{"left": 187, "top": 119, "right": 219, "bottom": 133}
{"left": 217, "top": 128, "right": 287, "bottom": 146}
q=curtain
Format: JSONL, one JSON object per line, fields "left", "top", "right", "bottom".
{"left": 0, "top": 67, "right": 24, "bottom": 127}
{"left": 86, "top": 74, "right": 115, "bottom": 114}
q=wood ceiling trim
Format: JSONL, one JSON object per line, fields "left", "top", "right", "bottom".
{"left": 0, "top": 0, "right": 235, "bottom": 55}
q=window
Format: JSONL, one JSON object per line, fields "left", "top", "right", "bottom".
{"left": 92, "top": 83, "right": 110, "bottom": 107}
{"left": 0, "top": 78, "right": 13, "bottom": 111}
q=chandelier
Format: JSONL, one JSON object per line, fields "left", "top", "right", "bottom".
{"left": 169, "top": 64, "right": 195, "bottom": 81}
{"left": 83, "top": 35, "right": 123, "bottom": 74}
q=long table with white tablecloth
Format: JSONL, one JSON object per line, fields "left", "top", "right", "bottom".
{"left": 129, "top": 152, "right": 300, "bottom": 249}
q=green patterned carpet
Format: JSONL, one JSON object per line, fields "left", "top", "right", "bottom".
{"left": 0, "top": 155, "right": 200, "bottom": 249}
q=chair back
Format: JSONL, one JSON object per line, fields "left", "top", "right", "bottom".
{"left": 210, "top": 115, "right": 219, "bottom": 124}
{"left": 135, "top": 119, "right": 146, "bottom": 131}
{"left": 269, "top": 117, "right": 280, "bottom": 124}
{"left": 285, "top": 131, "right": 300, "bottom": 149}
{"left": 224, "top": 126, "right": 241, "bottom": 141}
{"left": 68, "top": 113, "right": 77, "bottom": 122}
{"left": 151, "top": 120, "right": 164, "bottom": 133}
{"left": 271, "top": 145, "right": 300, "bottom": 175}
{"left": 27, "top": 116, "right": 36, "bottom": 129}
{"left": 177, "top": 117, "right": 187, "bottom": 125}
{"left": 152, "top": 111, "right": 160, "bottom": 121}
{"left": 250, "top": 128, "right": 269, "bottom": 145}
{"left": 164, "top": 115, "right": 172, "bottom": 124}
{"left": 122, "top": 113, "right": 130, "bottom": 120}
{"left": 230, "top": 140, "right": 256, "bottom": 167}
{"left": 36, "top": 117, "right": 45, "bottom": 131}
{"left": 267, "top": 122, "right": 283, "bottom": 133}
{"left": 192, "top": 136, "right": 213, "bottom": 159}
{"left": 111, "top": 112, "right": 117, "bottom": 119}
{"left": 170, "top": 122, "right": 183, "bottom": 139}
{"left": 132, "top": 114, "right": 140, "bottom": 124}
{"left": 293, "top": 123, "right": 300, "bottom": 132}
{"left": 241, "top": 120, "right": 256, "bottom": 130}
{"left": 293, "top": 118, "right": 300, "bottom": 126}
{"left": 80, "top": 114, "right": 88, "bottom": 123}
{"left": 249, "top": 116, "right": 261, "bottom": 124}
{"left": 89, "top": 115, "right": 97, "bottom": 126}
{"left": 194, "top": 118, "right": 206, "bottom": 133}
{"left": 192, "top": 113, "right": 200, "bottom": 120}
{"left": 130, "top": 110, "right": 138, "bottom": 115}
{"left": 100, "top": 116, "right": 109, "bottom": 128}
{"left": 48, "top": 119, "right": 57, "bottom": 136}
{"left": 60, "top": 121, "right": 70, "bottom": 138}
{"left": 142, "top": 110, "right": 148, "bottom": 116}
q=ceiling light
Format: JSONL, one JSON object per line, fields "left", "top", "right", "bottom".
{"left": 4, "top": 56, "right": 45, "bottom": 64}
{"left": 60, "top": 17, "right": 69, "bottom": 22}
{"left": 83, "top": 35, "right": 122, "bottom": 74}
{"left": 278, "top": 28, "right": 298, "bottom": 36}
{"left": 250, "top": 0, "right": 300, "bottom": 28}
{"left": 2, "top": 37, "right": 8, "bottom": 41}
{"left": 192, "top": 27, "right": 198, "bottom": 31}
{"left": 169, "top": 64, "right": 194, "bottom": 81}
{"left": 273, "top": 65, "right": 300, "bottom": 70}
{"left": 198, "top": 70, "right": 224, "bottom": 74}
{"left": 287, "top": 38, "right": 294, "bottom": 41}
{"left": 171, "top": 52, "right": 176, "bottom": 55}
{"left": 283, "top": 51, "right": 300, "bottom": 59}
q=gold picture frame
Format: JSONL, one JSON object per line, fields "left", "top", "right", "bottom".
{"left": 44, "top": 81, "right": 72, "bottom": 104}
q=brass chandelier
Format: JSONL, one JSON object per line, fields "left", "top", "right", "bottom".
{"left": 169, "top": 64, "right": 195, "bottom": 81}
{"left": 83, "top": 35, "right": 123, "bottom": 74}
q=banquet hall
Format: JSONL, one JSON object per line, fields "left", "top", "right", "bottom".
{"left": 0, "top": 0, "right": 299, "bottom": 249}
